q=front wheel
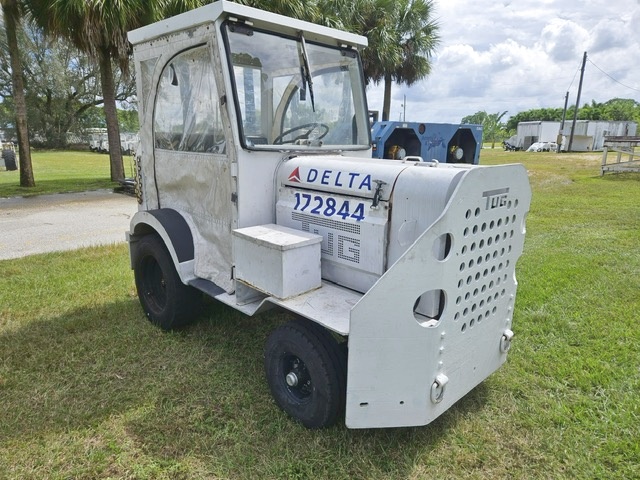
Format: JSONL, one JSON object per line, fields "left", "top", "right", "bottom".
{"left": 132, "top": 234, "right": 201, "bottom": 330}
{"left": 264, "top": 319, "right": 347, "bottom": 428}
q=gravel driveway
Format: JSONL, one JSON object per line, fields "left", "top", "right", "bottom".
{"left": 0, "top": 190, "right": 138, "bottom": 260}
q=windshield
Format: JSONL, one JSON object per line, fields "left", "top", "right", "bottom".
{"left": 224, "top": 23, "right": 370, "bottom": 150}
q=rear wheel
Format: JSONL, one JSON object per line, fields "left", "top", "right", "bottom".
{"left": 132, "top": 234, "right": 201, "bottom": 330}
{"left": 264, "top": 319, "right": 347, "bottom": 428}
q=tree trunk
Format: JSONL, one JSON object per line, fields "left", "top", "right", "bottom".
{"left": 382, "top": 73, "right": 392, "bottom": 122}
{"left": 3, "top": 1, "right": 35, "bottom": 187}
{"left": 98, "top": 48, "right": 124, "bottom": 182}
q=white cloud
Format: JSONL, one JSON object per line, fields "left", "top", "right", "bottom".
{"left": 367, "top": 0, "right": 640, "bottom": 124}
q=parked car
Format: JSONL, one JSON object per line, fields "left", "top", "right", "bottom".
{"left": 527, "top": 141, "right": 557, "bottom": 152}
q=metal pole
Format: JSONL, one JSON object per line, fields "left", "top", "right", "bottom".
{"left": 557, "top": 91, "right": 569, "bottom": 153}
{"left": 403, "top": 95, "right": 406, "bottom": 122}
{"left": 568, "top": 51, "right": 587, "bottom": 152}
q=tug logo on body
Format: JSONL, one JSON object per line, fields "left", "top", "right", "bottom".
{"left": 288, "top": 167, "right": 372, "bottom": 191}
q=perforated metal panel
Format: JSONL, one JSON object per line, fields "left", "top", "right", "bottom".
{"left": 346, "top": 164, "right": 531, "bottom": 429}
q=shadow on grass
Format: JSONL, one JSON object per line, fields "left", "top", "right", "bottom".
{"left": 0, "top": 297, "right": 490, "bottom": 478}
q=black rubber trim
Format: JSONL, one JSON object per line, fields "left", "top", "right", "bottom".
{"left": 147, "top": 209, "right": 194, "bottom": 262}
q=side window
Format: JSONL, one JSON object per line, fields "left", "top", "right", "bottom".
{"left": 154, "top": 47, "right": 225, "bottom": 153}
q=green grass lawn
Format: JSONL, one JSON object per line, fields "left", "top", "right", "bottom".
{"left": 1, "top": 150, "right": 639, "bottom": 479}
{"left": 0, "top": 150, "right": 127, "bottom": 197}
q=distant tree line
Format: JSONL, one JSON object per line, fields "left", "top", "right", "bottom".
{"left": 462, "top": 98, "right": 640, "bottom": 148}
{"left": 505, "top": 98, "right": 640, "bottom": 132}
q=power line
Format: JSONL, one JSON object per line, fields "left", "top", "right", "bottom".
{"left": 566, "top": 59, "right": 582, "bottom": 92}
{"left": 587, "top": 58, "right": 640, "bottom": 93}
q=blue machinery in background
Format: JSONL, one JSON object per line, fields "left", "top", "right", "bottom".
{"left": 371, "top": 122, "right": 483, "bottom": 164}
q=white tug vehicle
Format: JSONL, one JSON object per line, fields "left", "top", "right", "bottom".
{"left": 127, "top": 1, "right": 531, "bottom": 429}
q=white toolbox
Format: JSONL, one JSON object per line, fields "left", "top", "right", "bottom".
{"left": 232, "top": 224, "right": 322, "bottom": 299}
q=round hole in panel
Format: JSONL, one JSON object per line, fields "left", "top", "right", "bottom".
{"left": 465, "top": 292, "right": 470, "bottom": 301}
{"left": 473, "top": 225, "right": 478, "bottom": 234}
{"left": 479, "top": 239, "right": 485, "bottom": 249}
{"left": 515, "top": 199, "right": 519, "bottom": 208}
{"left": 465, "top": 209, "right": 472, "bottom": 219}
{"left": 458, "top": 279, "right": 464, "bottom": 288}
{"left": 470, "top": 318, "right": 475, "bottom": 327}
{"left": 413, "top": 289, "right": 445, "bottom": 327}
{"left": 497, "top": 218, "right": 503, "bottom": 227}
{"left": 490, "top": 220, "right": 495, "bottom": 229}
{"left": 433, "top": 233, "right": 453, "bottom": 261}
{"left": 462, "top": 245, "right": 467, "bottom": 254}
{"left": 460, "top": 262, "right": 465, "bottom": 272}
{"left": 464, "top": 227, "right": 469, "bottom": 237}
{"left": 461, "top": 323, "right": 467, "bottom": 332}
{"left": 475, "top": 207, "right": 481, "bottom": 217}
{"left": 481, "top": 223, "right": 487, "bottom": 232}
{"left": 469, "top": 259, "right": 475, "bottom": 268}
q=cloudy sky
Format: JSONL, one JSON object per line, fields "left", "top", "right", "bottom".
{"left": 366, "top": 0, "right": 640, "bottom": 124}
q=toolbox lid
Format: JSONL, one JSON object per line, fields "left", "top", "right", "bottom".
{"left": 232, "top": 224, "right": 322, "bottom": 251}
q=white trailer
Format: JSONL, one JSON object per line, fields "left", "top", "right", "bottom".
{"left": 127, "top": 1, "right": 531, "bottom": 429}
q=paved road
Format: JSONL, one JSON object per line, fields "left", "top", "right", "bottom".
{"left": 0, "top": 190, "right": 138, "bottom": 260}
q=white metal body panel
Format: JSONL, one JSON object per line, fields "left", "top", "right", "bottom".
{"left": 232, "top": 224, "right": 322, "bottom": 299}
{"left": 345, "top": 164, "right": 531, "bottom": 428}
{"left": 214, "top": 280, "right": 360, "bottom": 335}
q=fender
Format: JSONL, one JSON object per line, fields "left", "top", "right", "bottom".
{"left": 127, "top": 208, "right": 196, "bottom": 283}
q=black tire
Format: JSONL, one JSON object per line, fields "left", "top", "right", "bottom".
{"left": 2, "top": 150, "right": 17, "bottom": 171}
{"left": 264, "top": 319, "right": 347, "bottom": 429}
{"left": 132, "top": 234, "right": 201, "bottom": 330}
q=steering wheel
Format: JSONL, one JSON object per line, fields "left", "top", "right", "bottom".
{"left": 273, "top": 122, "right": 330, "bottom": 145}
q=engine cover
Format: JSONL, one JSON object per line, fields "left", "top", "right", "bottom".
{"left": 276, "top": 156, "right": 470, "bottom": 294}
{"left": 276, "top": 156, "right": 404, "bottom": 292}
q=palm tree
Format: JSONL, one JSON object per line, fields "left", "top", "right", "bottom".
{"left": 1, "top": 0, "right": 35, "bottom": 187}
{"left": 24, "top": 0, "right": 163, "bottom": 181}
{"left": 364, "top": 0, "right": 439, "bottom": 121}
{"left": 484, "top": 111, "right": 508, "bottom": 148}
{"left": 25, "top": 0, "right": 205, "bottom": 181}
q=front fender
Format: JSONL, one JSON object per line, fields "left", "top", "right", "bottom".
{"left": 128, "top": 208, "right": 196, "bottom": 283}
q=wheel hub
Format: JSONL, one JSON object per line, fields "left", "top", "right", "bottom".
{"left": 286, "top": 372, "right": 299, "bottom": 387}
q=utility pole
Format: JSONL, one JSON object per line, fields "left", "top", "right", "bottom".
{"left": 568, "top": 51, "right": 587, "bottom": 152}
{"left": 557, "top": 91, "right": 569, "bottom": 153}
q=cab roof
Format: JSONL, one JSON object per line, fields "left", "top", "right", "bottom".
{"left": 128, "top": 0, "right": 368, "bottom": 49}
